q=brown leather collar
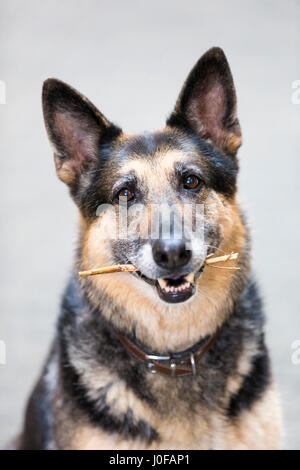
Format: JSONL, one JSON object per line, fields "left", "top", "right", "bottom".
{"left": 113, "top": 328, "right": 219, "bottom": 377}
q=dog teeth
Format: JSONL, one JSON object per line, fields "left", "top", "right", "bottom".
{"left": 185, "top": 272, "right": 195, "bottom": 284}
{"left": 158, "top": 272, "right": 196, "bottom": 295}
{"left": 158, "top": 279, "right": 195, "bottom": 294}
{"left": 158, "top": 278, "right": 168, "bottom": 289}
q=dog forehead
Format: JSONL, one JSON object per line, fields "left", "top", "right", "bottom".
{"left": 120, "top": 149, "right": 188, "bottom": 178}
{"left": 115, "top": 130, "right": 197, "bottom": 182}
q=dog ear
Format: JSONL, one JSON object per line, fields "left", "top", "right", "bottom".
{"left": 167, "top": 47, "right": 241, "bottom": 156}
{"left": 42, "top": 78, "right": 121, "bottom": 188}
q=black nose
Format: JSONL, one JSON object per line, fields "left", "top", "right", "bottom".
{"left": 152, "top": 239, "right": 191, "bottom": 270}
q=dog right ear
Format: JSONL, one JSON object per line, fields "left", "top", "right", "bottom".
{"left": 42, "top": 79, "right": 121, "bottom": 189}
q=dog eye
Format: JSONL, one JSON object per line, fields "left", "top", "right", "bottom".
{"left": 183, "top": 174, "right": 201, "bottom": 190}
{"left": 117, "top": 187, "right": 134, "bottom": 202}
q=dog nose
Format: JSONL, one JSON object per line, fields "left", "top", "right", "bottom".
{"left": 152, "top": 239, "right": 191, "bottom": 270}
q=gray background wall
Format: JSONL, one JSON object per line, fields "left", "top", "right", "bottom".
{"left": 0, "top": 0, "right": 299, "bottom": 449}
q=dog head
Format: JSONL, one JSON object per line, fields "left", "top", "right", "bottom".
{"left": 43, "top": 47, "right": 247, "bottom": 345}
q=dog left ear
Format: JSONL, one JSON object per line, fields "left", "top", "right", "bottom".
{"left": 167, "top": 47, "right": 241, "bottom": 156}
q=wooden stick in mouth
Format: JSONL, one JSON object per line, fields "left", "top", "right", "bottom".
{"left": 204, "top": 252, "right": 239, "bottom": 265}
{"left": 78, "top": 252, "right": 239, "bottom": 277}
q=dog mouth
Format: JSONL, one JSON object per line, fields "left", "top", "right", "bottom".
{"left": 156, "top": 272, "right": 197, "bottom": 303}
{"left": 133, "top": 267, "right": 204, "bottom": 304}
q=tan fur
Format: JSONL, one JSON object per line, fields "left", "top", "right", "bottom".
{"left": 222, "top": 384, "right": 282, "bottom": 450}
{"left": 225, "top": 339, "right": 259, "bottom": 400}
{"left": 54, "top": 154, "right": 75, "bottom": 185}
{"left": 226, "top": 133, "right": 242, "bottom": 155}
{"left": 119, "top": 149, "right": 190, "bottom": 190}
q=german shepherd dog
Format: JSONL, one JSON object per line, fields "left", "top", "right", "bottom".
{"left": 15, "top": 47, "right": 281, "bottom": 449}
